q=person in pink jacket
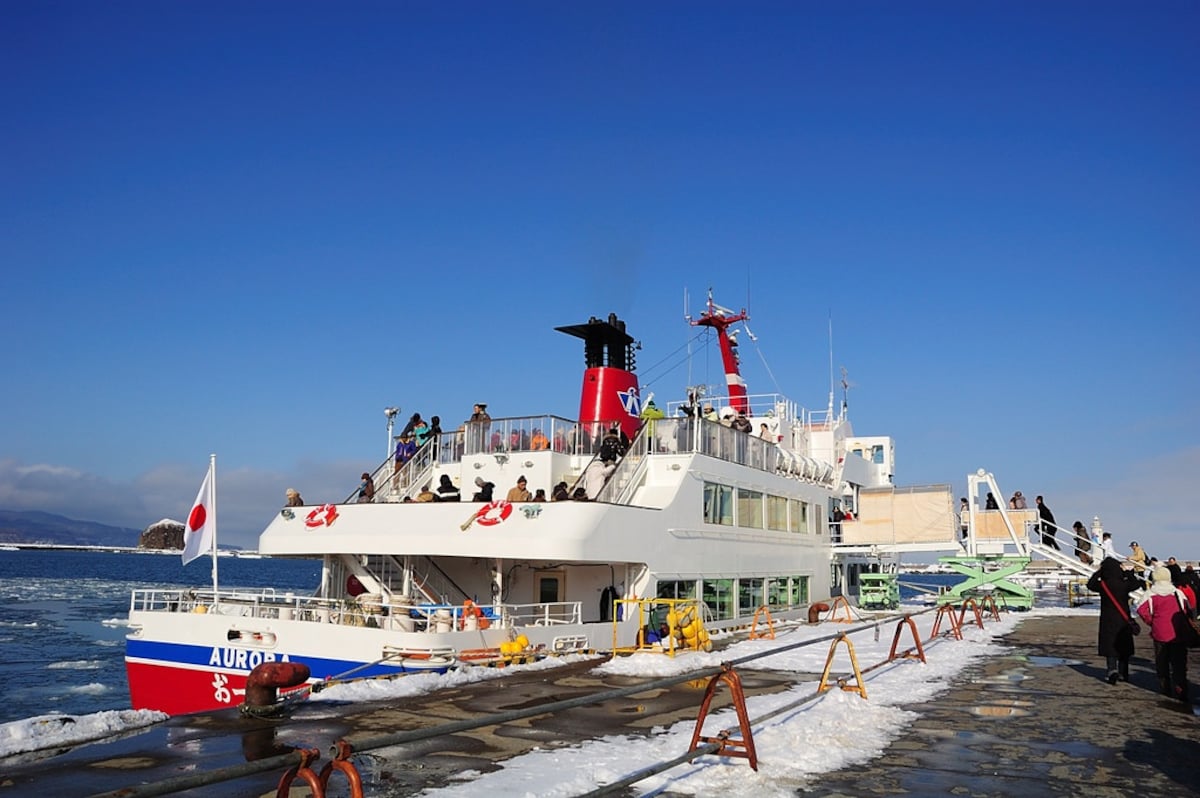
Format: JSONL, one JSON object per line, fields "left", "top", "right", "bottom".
{"left": 1136, "top": 565, "right": 1192, "bottom": 703}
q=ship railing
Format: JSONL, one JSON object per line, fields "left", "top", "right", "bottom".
{"left": 640, "top": 417, "right": 780, "bottom": 473}
{"left": 129, "top": 588, "right": 585, "bottom": 633}
{"left": 450, "top": 415, "right": 630, "bottom": 459}
{"left": 664, "top": 392, "right": 807, "bottom": 424}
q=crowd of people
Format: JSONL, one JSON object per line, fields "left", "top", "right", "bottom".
{"left": 1090, "top": 550, "right": 1198, "bottom": 704}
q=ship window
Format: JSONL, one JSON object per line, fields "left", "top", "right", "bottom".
{"left": 792, "top": 575, "right": 810, "bottom": 604}
{"left": 703, "top": 482, "right": 734, "bottom": 526}
{"left": 702, "top": 578, "right": 734, "bottom": 620}
{"left": 766, "top": 577, "right": 789, "bottom": 608}
{"left": 738, "top": 578, "right": 764, "bottom": 616}
{"left": 656, "top": 580, "right": 697, "bottom": 600}
{"left": 767, "top": 495, "right": 788, "bottom": 531}
{"left": 871, "top": 445, "right": 885, "bottom": 464}
{"left": 789, "top": 499, "right": 807, "bottom": 533}
{"left": 535, "top": 571, "right": 563, "bottom": 604}
{"left": 737, "top": 489, "right": 764, "bottom": 529}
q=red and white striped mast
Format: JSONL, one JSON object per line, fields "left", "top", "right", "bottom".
{"left": 690, "top": 290, "right": 750, "bottom": 415}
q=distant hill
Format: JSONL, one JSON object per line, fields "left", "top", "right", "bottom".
{"left": 0, "top": 509, "right": 142, "bottom": 547}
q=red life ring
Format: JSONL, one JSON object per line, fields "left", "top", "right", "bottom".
{"left": 474, "top": 501, "right": 513, "bottom": 527}
{"left": 305, "top": 503, "right": 339, "bottom": 529}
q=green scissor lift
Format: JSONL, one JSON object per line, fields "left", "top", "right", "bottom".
{"left": 935, "top": 554, "right": 1035, "bottom": 610}
{"left": 858, "top": 572, "right": 901, "bottom": 610}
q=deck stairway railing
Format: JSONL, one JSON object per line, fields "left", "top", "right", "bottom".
{"left": 593, "top": 426, "right": 651, "bottom": 504}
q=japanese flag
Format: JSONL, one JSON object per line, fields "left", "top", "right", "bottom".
{"left": 182, "top": 465, "right": 215, "bottom": 564}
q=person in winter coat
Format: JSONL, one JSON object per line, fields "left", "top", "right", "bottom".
{"left": 1087, "top": 557, "right": 1141, "bottom": 684}
{"left": 435, "top": 474, "right": 460, "bottom": 502}
{"left": 1036, "top": 495, "right": 1060, "bottom": 550}
{"left": 1136, "top": 565, "right": 1192, "bottom": 703}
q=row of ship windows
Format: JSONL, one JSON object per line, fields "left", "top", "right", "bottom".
{"left": 702, "top": 482, "right": 823, "bottom": 534}
{"left": 657, "top": 576, "right": 812, "bottom": 621}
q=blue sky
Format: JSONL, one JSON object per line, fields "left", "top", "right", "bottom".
{"left": 2, "top": 2, "right": 1197, "bottom": 556}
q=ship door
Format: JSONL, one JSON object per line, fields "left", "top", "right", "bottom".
{"left": 534, "top": 569, "right": 565, "bottom": 605}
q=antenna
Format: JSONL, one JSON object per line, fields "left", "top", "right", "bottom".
{"left": 828, "top": 312, "right": 835, "bottom": 415}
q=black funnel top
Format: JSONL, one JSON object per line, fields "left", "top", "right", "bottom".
{"left": 555, "top": 313, "right": 636, "bottom": 372}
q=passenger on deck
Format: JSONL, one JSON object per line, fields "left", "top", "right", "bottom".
{"left": 435, "top": 474, "right": 460, "bottom": 502}
{"left": 702, "top": 404, "right": 717, "bottom": 422}
{"left": 472, "top": 476, "right": 495, "bottom": 502}
{"left": 357, "top": 472, "right": 375, "bottom": 503}
{"left": 1009, "top": 491, "right": 1027, "bottom": 510}
{"left": 959, "top": 498, "right": 970, "bottom": 540}
{"left": 1073, "top": 521, "right": 1093, "bottom": 565}
{"left": 506, "top": 475, "right": 532, "bottom": 502}
{"left": 598, "top": 426, "right": 623, "bottom": 464}
{"left": 571, "top": 486, "right": 589, "bottom": 501}
{"left": 466, "top": 403, "right": 490, "bottom": 453}
{"left": 985, "top": 493, "right": 1000, "bottom": 510}
{"left": 415, "top": 483, "right": 436, "bottom": 502}
{"left": 530, "top": 428, "right": 549, "bottom": 450}
{"left": 533, "top": 488, "right": 547, "bottom": 502}
{"left": 551, "top": 481, "right": 570, "bottom": 501}
{"left": 285, "top": 488, "right": 304, "bottom": 507}
{"left": 584, "top": 460, "right": 614, "bottom": 499}
{"left": 1036, "top": 496, "right": 1061, "bottom": 550}
{"left": 425, "top": 415, "right": 443, "bottom": 456}
{"left": 393, "top": 433, "right": 417, "bottom": 489}
{"left": 759, "top": 423, "right": 774, "bottom": 442}
{"left": 413, "top": 417, "right": 431, "bottom": 448}
{"left": 731, "top": 412, "right": 753, "bottom": 434}
{"left": 399, "top": 412, "right": 423, "bottom": 439}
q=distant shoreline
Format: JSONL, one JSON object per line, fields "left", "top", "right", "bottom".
{"left": 0, "top": 543, "right": 253, "bottom": 555}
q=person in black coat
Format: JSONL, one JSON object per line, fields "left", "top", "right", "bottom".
{"left": 1087, "top": 557, "right": 1141, "bottom": 684}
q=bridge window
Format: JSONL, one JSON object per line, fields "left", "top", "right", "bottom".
{"left": 703, "top": 482, "right": 734, "bottom": 526}
{"left": 737, "top": 489, "right": 764, "bottom": 529}
{"left": 767, "top": 495, "right": 788, "bottom": 531}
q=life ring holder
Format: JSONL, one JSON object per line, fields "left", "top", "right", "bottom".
{"left": 474, "top": 501, "right": 513, "bottom": 527}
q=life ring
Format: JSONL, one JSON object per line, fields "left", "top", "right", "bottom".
{"left": 474, "top": 500, "right": 513, "bottom": 527}
{"left": 304, "top": 503, "right": 339, "bottom": 529}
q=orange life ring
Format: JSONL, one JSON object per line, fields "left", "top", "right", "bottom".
{"left": 304, "top": 503, "right": 339, "bottom": 529}
{"left": 474, "top": 500, "right": 513, "bottom": 527}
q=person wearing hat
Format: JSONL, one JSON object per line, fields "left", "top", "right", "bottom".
{"left": 506, "top": 475, "right": 532, "bottom": 502}
{"left": 1128, "top": 540, "right": 1149, "bottom": 572}
{"left": 285, "top": 488, "right": 303, "bottom": 507}
{"left": 1136, "top": 565, "right": 1193, "bottom": 702}
{"left": 435, "top": 474, "right": 460, "bottom": 502}
{"left": 471, "top": 475, "right": 494, "bottom": 502}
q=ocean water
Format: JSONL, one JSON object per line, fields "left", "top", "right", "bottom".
{"left": 0, "top": 548, "right": 320, "bottom": 726}
{"left": 0, "top": 550, "right": 1012, "bottom": 728}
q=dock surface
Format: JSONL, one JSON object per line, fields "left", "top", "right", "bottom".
{"left": 2, "top": 614, "right": 1196, "bottom": 796}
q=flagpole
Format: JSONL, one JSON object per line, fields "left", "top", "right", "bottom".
{"left": 209, "top": 453, "right": 219, "bottom": 608}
